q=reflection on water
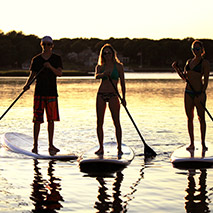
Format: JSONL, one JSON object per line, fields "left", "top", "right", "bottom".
{"left": 123, "top": 167, "right": 145, "bottom": 209}
{"left": 31, "top": 160, "right": 64, "bottom": 212}
{"left": 94, "top": 172, "right": 124, "bottom": 212}
{"left": 0, "top": 74, "right": 213, "bottom": 212}
{"left": 185, "top": 169, "right": 210, "bottom": 213}
{"left": 94, "top": 166, "right": 145, "bottom": 213}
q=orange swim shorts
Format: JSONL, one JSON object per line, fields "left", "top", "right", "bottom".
{"left": 33, "top": 96, "right": 60, "bottom": 123}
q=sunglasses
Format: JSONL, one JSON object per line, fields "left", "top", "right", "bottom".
{"left": 103, "top": 51, "right": 112, "bottom": 55}
{"left": 42, "top": 43, "right": 52, "bottom": 47}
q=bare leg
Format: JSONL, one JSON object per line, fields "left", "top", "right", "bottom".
{"left": 187, "top": 118, "right": 195, "bottom": 150}
{"left": 32, "top": 122, "right": 40, "bottom": 153}
{"left": 185, "top": 93, "right": 195, "bottom": 150}
{"left": 48, "top": 121, "right": 60, "bottom": 154}
{"left": 196, "top": 96, "right": 208, "bottom": 151}
{"left": 109, "top": 96, "right": 123, "bottom": 155}
{"left": 95, "top": 95, "right": 106, "bottom": 155}
{"left": 200, "top": 117, "right": 207, "bottom": 150}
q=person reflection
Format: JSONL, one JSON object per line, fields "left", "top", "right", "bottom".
{"left": 94, "top": 171, "right": 124, "bottom": 212}
{"left": 30, "top": 160, "right": 64, "bottom": 212}
{"left": 185, "top": 169, "right": 210, "bottom": 212}
{"left": 112, "top": 171, "right": 123, "bottom": 212}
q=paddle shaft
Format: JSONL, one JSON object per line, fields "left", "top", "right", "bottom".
{"left": 108, "top": 77, "right": 156, "bottom": 156}
{"left": 175, "top": 64, "right": 213, "bottom": 122}
{"left": 0, "top": 67, "right": 44, "bottom": 120}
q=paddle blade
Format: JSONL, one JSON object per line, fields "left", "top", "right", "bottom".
{"left": 144, "top": 144, "right": 157, "bottom": 159}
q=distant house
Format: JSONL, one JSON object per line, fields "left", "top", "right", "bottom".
{"left": 67, "top": 52, "right": 78, "bottom": 62}
{"left": 66, "top": 49, "right": 132, "bottom": 69}
{"left": 87, "top": 52, "right": 99, "bottom": 67}
{"left": 117, "top": 55, "right": 134, "bottom": 71}
{"left": 78, "top": 48, "right": 98, "bottom": 67}
{"left": 118, "top": 55, "right": 130, "bottom": 64}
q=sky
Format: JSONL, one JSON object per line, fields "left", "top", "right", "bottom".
{"left": 0, "top": 0, "right": 213, "bottom": 40}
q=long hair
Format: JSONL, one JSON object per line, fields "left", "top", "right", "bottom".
{"left": 97, "top": 43, "right": 121, "bottom": 65}
{"left": 191, "top": 40, "right": 205, "bottom": 57}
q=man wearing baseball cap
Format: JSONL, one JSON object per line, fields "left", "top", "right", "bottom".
{"left": 23, "top": 36, "right": 63, "bottom": 155}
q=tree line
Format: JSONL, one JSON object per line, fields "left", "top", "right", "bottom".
{"left": 0, "top": 30, "right": 213, "bottom": 71}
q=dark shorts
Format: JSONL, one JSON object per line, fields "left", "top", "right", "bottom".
{"left": 33, "top": 96, "right": 60, "bottom": 123}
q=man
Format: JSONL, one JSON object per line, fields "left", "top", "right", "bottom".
{"left": 23, "top": 36, "right": 63, "bottom": 155}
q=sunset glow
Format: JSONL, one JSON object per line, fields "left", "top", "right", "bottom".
{"left": 1, "top": 0, "right": 213, "bottom": 40}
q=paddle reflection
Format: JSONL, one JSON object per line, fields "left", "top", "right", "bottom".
{"left": 30, "top": 160, "right": 64, "bottom": 212}
{"left": 94, "top": 167, "right": 145, "bottom": 213}
{"left": 184, "top": 169, "right": 210, "bottom": 213}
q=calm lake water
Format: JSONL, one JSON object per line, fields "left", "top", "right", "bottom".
{"left": 0, "top": 72, "right": 213, "bottom": 212}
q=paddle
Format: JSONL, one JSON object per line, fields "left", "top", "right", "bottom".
{"left": 173, "top": 62, "right": 213, "bottom": 122}
{"left": 0, "top": 67, "right": 44, "bottom": 120}
{"left": 108, "top": 77, "right": 157, "bottom": 158}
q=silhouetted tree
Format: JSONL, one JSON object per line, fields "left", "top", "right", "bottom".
{"left": 0, "top": 30, "right": 212, "bottom": 70}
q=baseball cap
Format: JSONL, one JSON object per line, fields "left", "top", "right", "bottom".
{"left": 41, "top": 36, "right": 53, "bottom": 44}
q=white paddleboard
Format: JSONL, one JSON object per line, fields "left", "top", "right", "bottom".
{"left": 170, "top": 141, "right": 213, "bottom": 169}
{"left": 2, "top": 132, "right": 78, "bottom": 160}
{"left": 79, "top": 142, "right": 134, "bottom": 174}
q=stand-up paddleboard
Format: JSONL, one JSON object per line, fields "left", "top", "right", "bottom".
{"left": 170, "top": 141, "right": 213, "bottom": 169}
{"left": 79, "top": 142, "right": 134, "bottom": 174}
{"left": 2, "top": 132, "right": 78, "bottom": 160}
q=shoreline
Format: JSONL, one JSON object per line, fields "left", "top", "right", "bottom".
{"left": 0, "top": 70, "right": 94, "bottom": 77}
{"left": 0, "top": 68, "right": 176, "bottom": 77}
{"left": 1, "top": 69, "right": 212, "bottom": 77}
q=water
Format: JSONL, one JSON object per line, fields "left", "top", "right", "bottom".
{"left": 0, "top": 72, "right": 213, "bottom": 212}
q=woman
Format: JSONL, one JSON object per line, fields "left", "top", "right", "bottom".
{"left": 95, "top": 44, "right": 126, "bottom": 155}
{"left": 172, "top": 40, "right": 210, "bottom": 151}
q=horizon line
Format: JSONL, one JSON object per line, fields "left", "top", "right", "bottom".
{"left": 1, "top": 29, "right": 212, "bottom": 41}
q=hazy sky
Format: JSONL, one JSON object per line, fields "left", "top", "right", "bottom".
{"left": 1, "top": 0, "right": 213, "bottom": 40}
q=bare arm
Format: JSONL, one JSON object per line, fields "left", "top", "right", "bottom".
{"left": 171, "top": 61, "right": 186, "bottom": 80}
{"left": 202, "top": 59, "right": 210, "bottom": 92}
{"left": 95, "top": 65, "right": 101, "bottom": 79}
{"left": 95, "top": 65, "right": 107, "bottom": 79}
{"left": 23, "top": 71, "right": 36, "bottom": 91}
{"left": 118, "top": 64, "right": 126, "bottom": 106}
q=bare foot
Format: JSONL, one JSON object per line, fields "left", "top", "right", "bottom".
{"left": 118, "top": 150, "right": 123, "bottom": 155}
{"left": 186, "top": 145, "right": 195, "bottom": 150}
{"left": 49, "top": 146, "right": 60, "bottom": 155}
{"left": 32, "top": 147, "right": 38, "bottom": 154}
{"left": 202, "top": 146, "right": 208, "bottom": 151}
{"left": 95, "top": 149, "right": 104, "bottom": 155}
